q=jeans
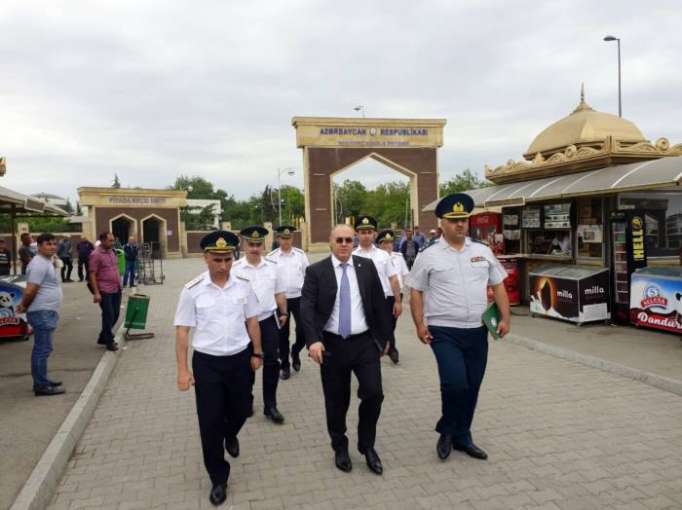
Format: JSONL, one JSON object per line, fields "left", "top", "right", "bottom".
{"left": 60, "top": 257, "right": 73, "bottom": 281}
{"left": 123, "top": 260, "right": 136, "bottom": 287}
{"left": 429, "top": 325, "right": 488, "bottom": 446}
{"left": 77, "top": 258, "right": 89, "bottom": 281}
{"left": 98, "top": 291, "right": 122, "bottom": 345}
{"left": 26, "top": 310, "right": 59, "bottom": 388}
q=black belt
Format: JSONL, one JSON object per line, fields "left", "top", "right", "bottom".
{"left": 323, "top": 330, "right": 369, "bottom": 341}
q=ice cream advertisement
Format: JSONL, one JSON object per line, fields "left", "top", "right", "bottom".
{"left": 630, "top": 271, "right": 682, "bottom": 333}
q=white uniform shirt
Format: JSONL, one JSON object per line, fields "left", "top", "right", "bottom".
{"left": 390, "top": 251, "right": 410, "bottom": 291}
{"left": 352, "top": 244, "right": 397, "bottom": 297}
{"left": 267, "top": 246, "right": 310, "bottom": 299}
{"left": 173, "top": 271, "right": 259, "bottom": 356}
{"left": 324, "top": 254, "right": 369, "bottom": 335}
{"left": 232, "top": 257, "right": 286, "bottom": 321}
{"left": 406, "top": 237, "right": 507, "bottom": 329}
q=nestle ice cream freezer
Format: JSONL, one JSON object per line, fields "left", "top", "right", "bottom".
{"left": 0, "top": 275, "right": 30, "bottom": 340}
{"left": 629, "top": 266, "right": 682, "bottom": 334}
{"left": 529, "top": 265, "right": 610, "bottom": 325}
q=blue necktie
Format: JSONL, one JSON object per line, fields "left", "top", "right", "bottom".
{"left": 339, "top": 263, "right": 351, "bottom": 338}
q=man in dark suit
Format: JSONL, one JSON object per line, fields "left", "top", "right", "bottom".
{"left": 301, "top": 224, "right": 391, "bottom": 475}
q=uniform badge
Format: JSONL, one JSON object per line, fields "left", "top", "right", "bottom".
{"left": 453, "top": 202, "right": 464, "bottom": 213}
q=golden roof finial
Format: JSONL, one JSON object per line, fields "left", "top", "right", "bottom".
{"left": 572, "top": 82, "right": 594, "bottom": 114}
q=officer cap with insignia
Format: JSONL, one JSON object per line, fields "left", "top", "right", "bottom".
{"left": 376, "top": 230, "right": 395, "bottom": 244}
{"left": 355, "top": 215, "right": 378, "bottom": 231}
{"left": 275, "top": 225, "right": 295, "bottom": 238}
{"left": 435, "top": 193, "right": 475, "bottom": 220}
{"left": 240, "top": 225, "right": 269, "bottom": 243}
{"left": 200, "top": 230, "right": 239, "bottom": 254}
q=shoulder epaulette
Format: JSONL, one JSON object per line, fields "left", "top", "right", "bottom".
{"left": 471, "top": 239, "right": 486, "bottom": 245}
{"left": 265, "top": 256, "right": 277, "bottom": 264}
{"left": 236, "top": 274, "right": 249, "bottom": 282}
{"left": 185, "top": 275, "right": 204, "bottom": 289}
{"left": 232, "top": 258, "right": 244, "bottom": 266}
{"left": 267, "top": 249, "right": 279, "bottom": 257}
{"left": 293, "top": 247, "right": 304, "bottom": 254}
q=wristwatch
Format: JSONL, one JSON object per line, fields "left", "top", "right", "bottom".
{"left": 251, "top": 352, "right": 264, "bottom": 359}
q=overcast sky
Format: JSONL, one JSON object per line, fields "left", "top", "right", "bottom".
{"left": 2, "top": 1, "right": 681, "bottom": 202}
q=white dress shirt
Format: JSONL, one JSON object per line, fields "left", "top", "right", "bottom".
{"left": 267, "top": 246, "right": 310, "bottom": 299}
{"left": 173, "top": 271, "right": 259, "bottom": 356}
{"left": 353, "top": 244, "right": 398, "bottom": 297}
{"left": 324, "top": 254, "right": 369, "bottom": 336}
{"left": 232, "top": 257, "right": 286, "bottom": 321}
{"left": 390, "top": 251, "right": 410, "bottom": 291}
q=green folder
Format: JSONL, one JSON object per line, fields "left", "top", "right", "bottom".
{"left": 482, "top": 302, "right": 502, "bottom": 340}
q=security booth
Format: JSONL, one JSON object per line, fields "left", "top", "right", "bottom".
{"left": 424, "top": 89, "right": 682, "bottom": 329}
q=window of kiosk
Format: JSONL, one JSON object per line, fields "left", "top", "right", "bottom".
{"left": 527, "top": 230, "right": 572, "bottom": 257}
{"left": 502, "top": 207, "right": 521, "bottom": 254}
{"left": 618, "top": 191, "right": 682, "bottom": 258}
{"left": 576, "top": 197, "right": 604, "bottom": 261}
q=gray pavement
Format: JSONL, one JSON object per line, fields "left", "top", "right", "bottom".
{"left": 0, "top": 279, "right": 106, "bottom": 510}
{"left": 43, "top": 257, "right": 682, "bottom": 509}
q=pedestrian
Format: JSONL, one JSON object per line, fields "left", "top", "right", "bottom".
{"left": 267, "top": 225, "right": 310, "bottom": 380}
{"left": 426, "top": 229, "right": 439, "bottom": 247}
{"left": 0, "top": 239, "right": 12, "bottom": 276}
{"left": 413, "top": 225, "right": 426, "bottom": 248}
{"left": 174, "top": 230, "right": 263, "bottom": 506}
{"left": 76, "top": 237, "right": 94, "bottom": 282}
{"left": 407, "top": 193, "right": 511, "bottom": 462}
{"left": 16, "top": 233, "right": 65, "bottom": 396}
{"left": 88, "top": 232, "right": 122, "bottom": 352}
{"left": 353, "top": 215, "right": 402, "bottom": 364}
{"left": 122, "top": 236, "right": 139, "bottom": 288}
{"left": 18, "top": 233, "right": 35, "bottom": 275}
{"left": 233, "top": 225, "right": 288, "bottom": 424}
{"left": 378, "top": 230, "right": 410, "bottom": 339}
{"left": 399, "top": 228, "right": 420, "bottom": 269}
{"left": 57, "top": 237, "right": 74, "bottom": 282}
{"left": 301, "top": 223, "right": 391, "bottom": 475}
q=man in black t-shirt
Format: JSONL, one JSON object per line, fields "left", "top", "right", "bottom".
{"left": 0, "top": 239, "right": 11, "bottom": 276}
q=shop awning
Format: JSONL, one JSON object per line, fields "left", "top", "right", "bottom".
{"left": 425, "top": 156, "right": 682, "bottom": 210}
{"left": 0, "top": 185, "right": 67, "bottom": 215}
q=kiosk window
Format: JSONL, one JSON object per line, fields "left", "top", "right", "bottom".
{"left": 576, "top": 198, "right": 603, "bottom": 259}
{"left": 619, "top": 191, "right": 682, "bottom": 257}
{"left": 528, "top": 230, "right": 572, "bottom": 256}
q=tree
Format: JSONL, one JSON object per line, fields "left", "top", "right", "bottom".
{"left": 75, "top": 201, "right": 82, "bottom": 215}
{"left": 439, "top": 169, "right": 490, "bottom": 196}
{"left": 334, "top": 180, "right": 368, "bottom": 222}
{"left": 62, "top": 198, "right": 74, "bottom": 214}
{"left": 172, "top": 175, "right": 215, "bottom": 198}
{"left": 112, "top": 174, "right": 121, "bottom": 188}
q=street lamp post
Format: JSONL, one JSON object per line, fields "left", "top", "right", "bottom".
{"left": 603, "top": 35, "right": 622, "bottom": 117}
{"left": 277, "top": 168, "right": 295, "bottom": 225}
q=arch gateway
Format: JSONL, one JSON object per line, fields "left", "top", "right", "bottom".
{"left": 292, "top": 117, "right": 446, "bottom": 250}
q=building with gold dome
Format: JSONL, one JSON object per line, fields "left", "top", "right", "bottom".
{"left": 426, "top": 87, "right": 682, "bottom": 322}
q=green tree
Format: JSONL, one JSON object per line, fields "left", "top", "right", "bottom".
{"left": 172, "top": 175, "right": 215, "bottom": 198}
{"left": 334, "top": 180, "right": 368, "bottom": 222}
{"left": 112, "top": 174, "right": 121, "bottom": 188}
{"left": 76, "top": 201, "right": 82, "bottom": 215}
{"left": 439, "top": 169, "right": 490, "bottom": 196}
{"left": 62, "top": 198, "right": 74, "bottom": 214}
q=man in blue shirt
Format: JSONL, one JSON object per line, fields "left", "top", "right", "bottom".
{"left": 122, "top": 236, "right": 139, "bottom": 288}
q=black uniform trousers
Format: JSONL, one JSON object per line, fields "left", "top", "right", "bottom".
{"left": 278, "top": 297, "right": 305, "bottom": 370}
{"left": 429, "top": 325, "right": 488, "bottom": 446}
{"left": 384, "top": 296, "right": 398, "bottom": 354}
{"left": 255, "top": 315, "right": 280, "bottom": 409}
{"left": 192, "top": 348, "right": 252, "bottom": 485}
{"left": 320, "top": 331, "right": 384, "bottom": 453}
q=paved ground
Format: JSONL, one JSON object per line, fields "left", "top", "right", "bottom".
{"left": 44, "top": 257, "right": 682, "bottom": 510}
{"left": 0, "top": 279, "right": 106, "bottom": 510}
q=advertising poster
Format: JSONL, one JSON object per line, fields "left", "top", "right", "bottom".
{"left": 630, "top": 271, "right": 682, "bottom": 334}
{"left": 0, "top": 281, "right": 25, "bottom": 336}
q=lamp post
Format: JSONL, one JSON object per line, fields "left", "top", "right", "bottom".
{"left": 603, "top": 35, "right": 622, "bottom": 117}
{"left": 353, "top": 105, "right": 366, "bottom": 118}
{"left": 277, "top": 168, "right": 295, "bottom": 225}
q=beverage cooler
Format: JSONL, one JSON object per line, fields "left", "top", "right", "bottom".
{"left": 610, "top": 210, "right": 647, "bottom": 323}
{"left": 629, "top": 267, "right": 682, "bottom": 334}
{"left": 469, "top": 212, "right": 503, "bottom": 255}
{"left": 529, "top": 265, "right": 610, "bottom": 325}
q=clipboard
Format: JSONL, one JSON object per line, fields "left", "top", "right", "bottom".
{"left": 482, "top": 302, "right": 502, "bottom": 340}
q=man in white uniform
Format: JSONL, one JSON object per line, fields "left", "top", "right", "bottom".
{"left": 268, "top": 225, "right": 310, "bottom": 380}
{"left": 174, "top": 231, "right": 263, "bottom": 506}
{"left": 233, "top": 225, "right": 289, "bottom": 424}
{"left": 353, "top": 215, "right": 402, "bottom": 364}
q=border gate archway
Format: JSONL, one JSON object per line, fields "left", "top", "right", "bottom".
{"left": 292, "top": 117, "right": 446, "bottom": 250}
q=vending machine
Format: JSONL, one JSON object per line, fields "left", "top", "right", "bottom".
{"left": 610, "top": 210, "right": 647, "bottom": 323}
{"left": 469, "top": 212, "right": 503, "bottom": 255}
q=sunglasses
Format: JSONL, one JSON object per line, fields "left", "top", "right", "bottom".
{"left": 335, "top": 237, "right": 354, "bottom": 244}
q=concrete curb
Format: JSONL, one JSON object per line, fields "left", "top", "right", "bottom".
{"left": 505, "top": 332, "right": 682, "bottom": 397}
{"left": 10, "top": 322, "right": 127, "bottom": 510}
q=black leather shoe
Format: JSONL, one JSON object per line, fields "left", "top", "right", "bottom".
{"left": 264, "top": 407, "right": 285, "bottom": 424}
{"left": 279, "top": 368, "right": 290, "bottom": 380}
{"left": 362, "top": 448, "right": 383, "bottom": 475}
{"left": 388, "top": 349, "right": 400, "bottom": 365}
{"left": 225, "top": 436, "right": 239, "bottom": 458}
{"left": 34, "top": 385, "right": 66, "bottom": 396}
{"left": 453, "top": 441, "right": 488, "bottom": 460}
{"left": 292, "top": 354, "right": 301, "bottom": 372}
{"left": 437, "top": 433, "right": 452, "bottom": 460}
{"left": 105, "top": 342, "right": 119, "bottom": 352}
{"left": 334, "top": 449, "right": 352, "bottom": 473}
{"left": 47, "top": 379, "right": 63, "bottom": 387}
{"left": 209, "top": 483, "right": 227, "bottom": 506}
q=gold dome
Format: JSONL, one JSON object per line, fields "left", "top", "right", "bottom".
{"left": 525, "top": 87, "right": 646, "bottom": 158}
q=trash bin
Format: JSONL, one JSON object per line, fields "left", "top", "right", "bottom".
{"left": 116, "top": 248, "right": 125, "bottom": 275}
{"left": 123, "top": 293, "right": 154, "bottom": 339}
